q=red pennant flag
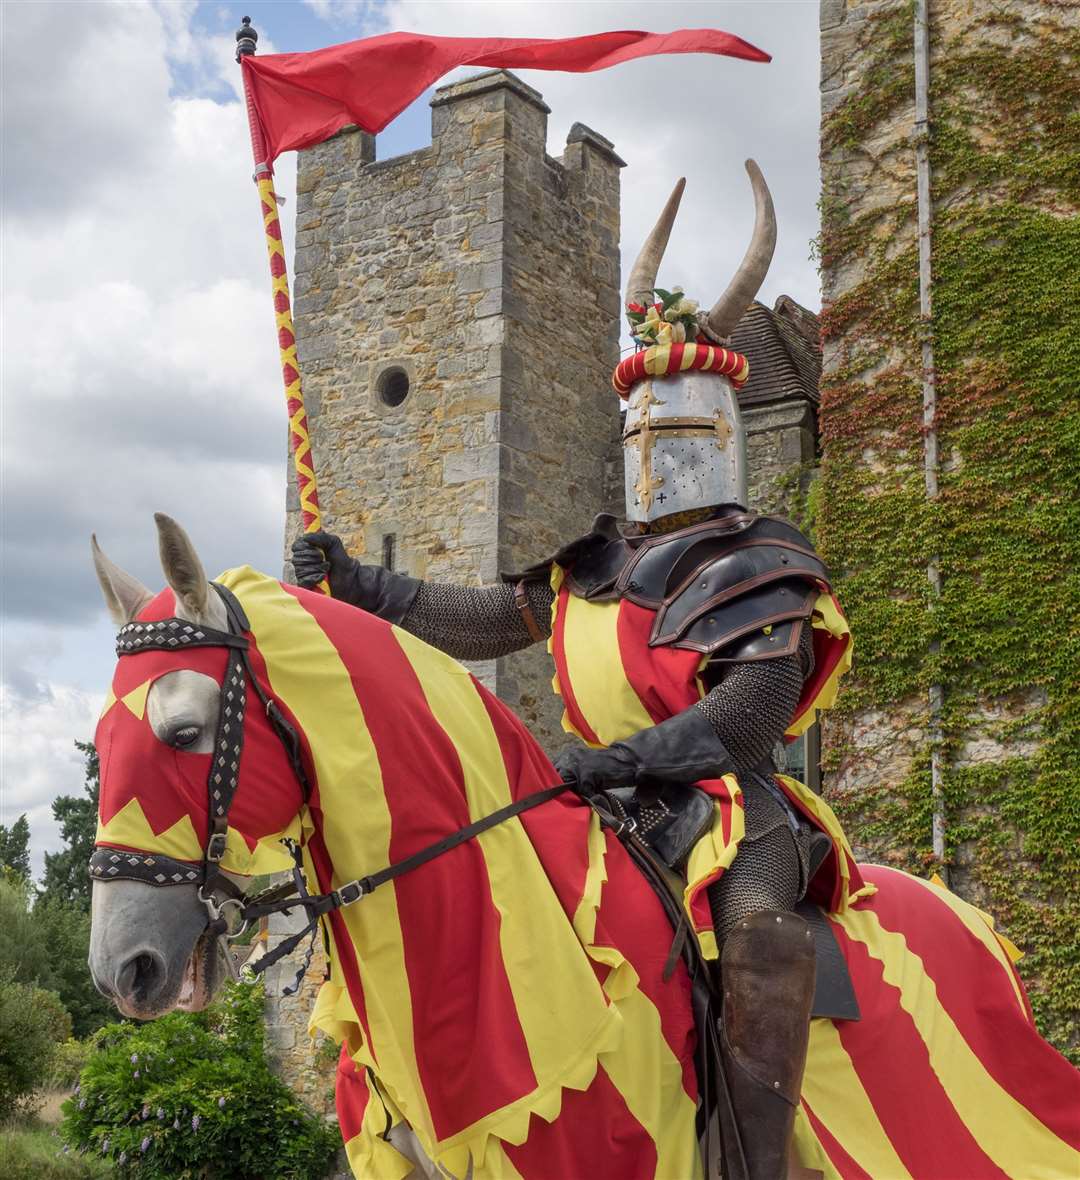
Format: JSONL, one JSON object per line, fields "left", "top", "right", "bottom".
{"left": 242, "top": 28, "right": 770, "bottom": 164}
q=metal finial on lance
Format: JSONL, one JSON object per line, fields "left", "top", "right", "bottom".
{"left": 235, "top": 16, "right": 258, "bottom": 62}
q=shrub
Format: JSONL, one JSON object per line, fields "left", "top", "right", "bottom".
{"left": 0, "top": 1124, "right": 112, "bottom": 1180}
{"left": 0, "top": 880, "right": 113, "bottom": 1040}
{"left": 0, "top": 971, "right": 71, "bottom": 1119}
{"left": 49, "top": 1040, "right": 94, "bottom": 1092}
{"left": 60, "top": 979, "right": 339, "bottom": 1179}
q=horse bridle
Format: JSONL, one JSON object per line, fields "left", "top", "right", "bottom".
{"left": 89, "top": 583, "right": 569, "bottom": 987}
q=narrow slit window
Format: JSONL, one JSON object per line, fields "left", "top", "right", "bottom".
{"left": 382, "top": 533, "right": 396, "bottom": 571}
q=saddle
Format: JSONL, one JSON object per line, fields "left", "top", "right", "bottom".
{"left": 598, "top": 784, "right": 859, "bottom": 1020}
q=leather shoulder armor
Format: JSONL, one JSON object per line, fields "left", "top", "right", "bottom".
{"left": 640, "top": 516, "right": 831, "bottom": 659}
{"left": 504, "top": 512, "right": 834, "bottom": 662}
{"left": 580, "top": 513, "right": 832, "bottom": 660}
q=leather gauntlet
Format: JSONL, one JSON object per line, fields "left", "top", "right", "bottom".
{"left": 291, "top": 531, "right": 421, "bottom": 623}
{"left": 553, "top": 706, "right": 735, "bottom": 799}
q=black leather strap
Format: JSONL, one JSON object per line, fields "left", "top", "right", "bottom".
{"left": 243, "top": 783, "right": 571, "bottom": 979}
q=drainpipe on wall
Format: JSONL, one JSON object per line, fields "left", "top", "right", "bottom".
{"left": 914, "top": 0, "right": 947, "bottom": 883}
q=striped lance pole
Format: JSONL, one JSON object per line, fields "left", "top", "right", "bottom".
{"left": 235, "top": 17, "right": 329, "bottom": 591}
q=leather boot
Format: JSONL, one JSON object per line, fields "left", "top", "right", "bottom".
{"left": 716, "top": 910, "right": 815, "bottom": 1180}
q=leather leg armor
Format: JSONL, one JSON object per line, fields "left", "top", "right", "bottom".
{"left": 708, "top": 780, "right": 818, "bottom": 1180}
{"left": 717, "top": 910, "right": 816, "bottom": 1180}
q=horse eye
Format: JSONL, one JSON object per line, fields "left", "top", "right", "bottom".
{"left": 172, "top": 726, "right": 200, "bottom": 749}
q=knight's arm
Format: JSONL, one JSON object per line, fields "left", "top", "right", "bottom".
{"left": 290, "top": 531, "right": 553, "bottom": 658}
{"left": 553, "top": 629, "right": 812, "bottom": 796}
{"left": 693, "top": 627, "right": 812, "bottom": 770}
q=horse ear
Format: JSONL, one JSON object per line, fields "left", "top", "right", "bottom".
{"left": 154, "top": 513, "right": 209, "bottom": 620}
{"left": 91, "top": 535, "right": 154, "bottom": 626}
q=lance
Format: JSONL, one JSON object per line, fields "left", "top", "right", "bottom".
{"left": 235, "top": 16, "right": 329, "bottom": 591}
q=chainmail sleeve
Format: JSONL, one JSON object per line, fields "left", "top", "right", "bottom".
{"left": 694, "top": 625, "right": 815, "bottom": 771}
{"left": 399, "top": 579, "right": 554, "bottom": 660}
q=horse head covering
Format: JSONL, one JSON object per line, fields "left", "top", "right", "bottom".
{"left": 93, "top": 584, "right": 302, "bottom": 878}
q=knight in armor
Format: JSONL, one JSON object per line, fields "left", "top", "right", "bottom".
{"left": 292, "top": 162, "right": 855, "bottom": 1180}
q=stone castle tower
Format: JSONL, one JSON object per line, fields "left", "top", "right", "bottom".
{"left": 287, "top": 70, "right": 624, "bottom": 749}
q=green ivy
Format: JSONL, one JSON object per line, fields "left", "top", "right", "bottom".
{"left": 818, "top": 5, "right": 1080, "bottom": 1058}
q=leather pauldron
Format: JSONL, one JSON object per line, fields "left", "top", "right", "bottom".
{"left": 528, "top": 513, "right": 833, "bottom": 660}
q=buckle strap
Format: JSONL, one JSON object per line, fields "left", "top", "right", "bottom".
{"left": 244, "top": 783, "right": 572, "bottom": 982}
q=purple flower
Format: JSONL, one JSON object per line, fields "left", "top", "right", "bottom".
{"left": 141, "top": 1104, "right": 150, "bottom": 1119}
{"left": 217, "top": 1096, "right": 226, "bottom": 1108}
{"left": 78, "top": 1098, "right": 86, "bottom": 1110}
{"left": 101, "top": 1138, "right": 110, "bottom": 1153}
{"left": 172, "top": 1118, "right": 180, "bottom": 1130}
{"left": 141, "top": 1136, "right": 151, "bottom": 1153}
{"left": 73, "top": 1082, "right": 80, "bottom": 1095}
{"left": 157, "top": 1107, "right": 164, "bottom": 1120}
{"left": 191, "top": 1114, "right": 202, "bottom": 1132}
{"left": 119, "top": 1151, "right": 128, "bottom": 1164}
{"left": 133, "top": 1069, "right": 140, "bottom": 1079}
{"left": 130, "top": 1053, "right": 138, "bottom": 1064}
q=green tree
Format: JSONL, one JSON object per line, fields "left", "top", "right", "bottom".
{"left": 0, "top": 968, "right": 70, "bottom": 1119}
{"left": 0, "top": 814, "right": 31, "bottom": 881}
{"left": 0, "top": 880, "right": 113, "bottom": 1039}
{"left": 41, "top": 742, "right": 99, "bottom": 912}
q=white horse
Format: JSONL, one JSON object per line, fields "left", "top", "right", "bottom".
{"left": 87, "top": 515, "right": 1080, "bottom": 1180}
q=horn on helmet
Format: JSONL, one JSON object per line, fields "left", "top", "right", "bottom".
{"left": 624, "top": 177, "right": 686, "bottom": 310}
{"left": 702, "top": 159, "right": 777, "bottom": 343}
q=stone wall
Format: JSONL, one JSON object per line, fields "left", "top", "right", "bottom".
{"left": 817, "top": 0, "right": 923, "bottom": 859}
{"left": 817, "top": 0, "right": 1073, "bottom": 893}
{"left": 744, "top": 399, "right": 817, "bottom": 519}
{"left": 257, "top": 910, "right": 337, "bottom": 1120}
{"left": 287, "top": 70, "right": 623, "bottom": 751}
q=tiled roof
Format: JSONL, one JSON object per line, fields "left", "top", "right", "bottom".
{"left": 731, "top": 296, "right": 822, "bottom": 407}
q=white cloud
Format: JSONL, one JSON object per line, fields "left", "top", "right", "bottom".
{"left": 2, "top": 1, "right": 293, "bottom": 873}
{"left": 0, "top": 681, "right": 103, "bottom": 877}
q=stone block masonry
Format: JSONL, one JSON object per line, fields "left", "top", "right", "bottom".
{"left": 287, "top": 70, "right": 624, "bottom": 750}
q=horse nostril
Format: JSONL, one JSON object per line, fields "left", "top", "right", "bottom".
{"left": 116, "top": 950, "right": 165, "bottom": 1004}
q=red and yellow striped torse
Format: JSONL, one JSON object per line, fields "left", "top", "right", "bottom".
{"left": 613, "top": 341, "right": 750, "bottom": 398}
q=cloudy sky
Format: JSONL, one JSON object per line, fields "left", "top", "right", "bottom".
{"left": 1, "top": 0, "right": 822, "bottom": 874}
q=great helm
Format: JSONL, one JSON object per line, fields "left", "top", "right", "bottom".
{"left": 614, "top": 162, "right": 777, "bottom": 525}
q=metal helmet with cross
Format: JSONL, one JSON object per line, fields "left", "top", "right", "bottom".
{"left": 614, "top": 161, "right": 777, "bottom": 525}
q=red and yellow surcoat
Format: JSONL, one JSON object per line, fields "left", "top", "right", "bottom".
{"left": 548, "top": 565, "right": 867, "bottom": 958}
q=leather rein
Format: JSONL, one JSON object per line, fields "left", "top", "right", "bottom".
{"left": 89, "top": 583, "right": 569, "bottom": 988}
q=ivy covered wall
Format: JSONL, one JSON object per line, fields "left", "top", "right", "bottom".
{"left": 817, "top": 0, "right": 1079, "bottom": 1057}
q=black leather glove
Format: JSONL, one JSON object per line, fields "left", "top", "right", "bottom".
{"left": 553, "top": 706, "right": 734, "bottom": 799}
{"left": 290, "top": 531, "right": 421, "bottom": 623}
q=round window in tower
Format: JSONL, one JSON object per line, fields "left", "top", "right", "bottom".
{"left": 376, "top": 366, "right": 410, "bottom": 408}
